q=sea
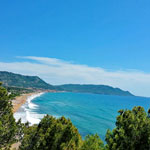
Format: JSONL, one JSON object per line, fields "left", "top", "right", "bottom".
{"left": 14, "top": 92, "right": 150, "bottom": 141}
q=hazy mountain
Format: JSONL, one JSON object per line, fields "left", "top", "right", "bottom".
{"left": 0, "top": 71, "right": 133, "bottom": 96}
{"left": 55, "top": 84, "right": 134, "bottom": 96}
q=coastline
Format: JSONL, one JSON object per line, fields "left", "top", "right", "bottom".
{"left": 12, "top": 92, "right": 44, "bottom": 113}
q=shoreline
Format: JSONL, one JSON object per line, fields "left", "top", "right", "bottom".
{"left": 12, "top": 92, "right": 44, "bottom": 113}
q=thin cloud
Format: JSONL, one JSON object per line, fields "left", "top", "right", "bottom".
{"left": 0, "top": 56, "right": 150, "bottom": 97}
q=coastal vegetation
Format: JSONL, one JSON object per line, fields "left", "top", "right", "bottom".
{"left": 0, "top": 71, "right": 133, "bottom": 96}
{"left": 6, "top": 86, "right": 35, "bottom": 99}
{"left": 0, "top": 83, "right": 22, "bottom": 149}
{"left": 20, "top": 116, "right": 82, "bottom": 150}
{"left": 105, "top": 106, "right": 150, "bottom": 150}
{"left": 0, "top": 84, "right": 150, "bottom": 149}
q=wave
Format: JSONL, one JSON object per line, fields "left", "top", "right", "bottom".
{"left": 27, "top": 92, "right": 44, "bottom": 109}
{"left": 26, "top": 111, "right": 41, "bottom": 125}
{"left": 14, "top": 92, "right": 45, "bottom": 125}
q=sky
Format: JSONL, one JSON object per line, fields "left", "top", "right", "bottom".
{"left": 0, "top": 1, "right": 150, "bottom": 96}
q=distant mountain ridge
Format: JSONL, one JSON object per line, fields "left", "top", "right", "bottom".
{"left": 55, "top": 84, "right": 134, "bottom": 96}
{"left": 0, "top": 71, "right": 55, "bottom": 90}
{"left": 0, "top": 71, "right": 133, "bottom": 96}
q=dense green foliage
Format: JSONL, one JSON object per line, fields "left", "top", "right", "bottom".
{"left": 106, "top": 106, "right": 150, "bottom": 150}
{"left": 56, "top": 84, "right": 133, "bottom": 96}
{"left": 20, "top": 115, "right": 82, "bottom": 150}
{"left": 0, "top": 71, "right": 55, "bottom": 90}
{"left": 19, "top": 116, "right": 106, "bottom": 150}
{"left": 0, "top": 83, "right": 22, "bottom": 149}
{"left": 80, "top": 134, "right": 104, "bottom": 150}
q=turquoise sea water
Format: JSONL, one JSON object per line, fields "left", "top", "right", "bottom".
{"left": 15, "top": 92, "right": 150, "bottom": 140}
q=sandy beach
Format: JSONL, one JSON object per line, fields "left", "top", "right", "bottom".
{"left": 12, "top": 92, "right": 41, "bottom": 113}
{"left": 11, "top": 92, "right": 44, "bottom": 150}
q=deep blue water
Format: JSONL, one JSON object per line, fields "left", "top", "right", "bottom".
{"left": 28, "top": 92, "right": 150, "bottom": 140}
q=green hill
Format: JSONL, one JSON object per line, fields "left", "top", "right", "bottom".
{"left": 0, "top": 71, "right": 55, "bottom": 90}
{"left": 0, "top": 71, "right": 133, "bottom": 96}
{"left": 55, "top": 84, "right": 134, "bottom": 96}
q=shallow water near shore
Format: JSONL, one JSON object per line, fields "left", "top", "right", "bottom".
{"left": 14, "top": 92, "right": 150, "bottom": 141}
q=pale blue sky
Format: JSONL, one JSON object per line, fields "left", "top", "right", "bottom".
{"left": 0, "top": 1, "right": 150, "bottom": 96}
{"left": 0, "top": 0, "right": 150, "bottom": 71}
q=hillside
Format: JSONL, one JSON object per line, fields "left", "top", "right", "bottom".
{"left": 0, "top": 71, "right": 133, "bottom": 96}
{"left": 55, "top": 84, "right": 134, "bottom": 96}
{"left": 0, "top": 71, "right": 55, "bottom": 90}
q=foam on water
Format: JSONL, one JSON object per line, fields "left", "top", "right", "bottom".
{"left": 27, "top": 93, "right": 43, "bottom": 109}
{"left": 26, "top": 111, "right": 41, "bottom": 125}
{"left": 14, "top": 92, "right": 150, "bottom": 140}
{"left": 14, "top": 92, "right": 45, "bottom": 125}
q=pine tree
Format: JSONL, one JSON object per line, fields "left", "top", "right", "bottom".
{"left": 80, "top": 134, "right": 105, "bottom": 150}
{"left": 0, "top": 83, "right": 18, "bottom": 149}
{"left": 20, "top": 115, "right": 82, "bottom": 150}
{"left": 105, "top": 106, "right": 150, "bottom": 150}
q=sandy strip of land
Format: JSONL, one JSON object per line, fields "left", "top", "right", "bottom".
{"left": 12, "top": 92, "right": 40, "bottom": 113}
{"left": 11, "top": 92, "right": 42, "bottom": 150}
